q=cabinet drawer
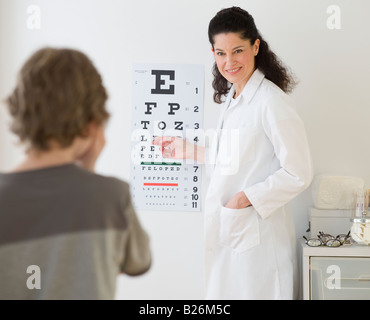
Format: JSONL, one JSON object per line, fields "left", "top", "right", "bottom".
{"left": 310, "top": 257, "right": 370, "bottom": 300}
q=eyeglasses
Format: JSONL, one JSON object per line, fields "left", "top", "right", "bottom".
{"left": 303, "top": 231, "right": 351, "bottom": 247}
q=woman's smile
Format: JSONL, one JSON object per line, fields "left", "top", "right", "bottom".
{"left": 225, "top": 67, "right": 242, "bottom": 75}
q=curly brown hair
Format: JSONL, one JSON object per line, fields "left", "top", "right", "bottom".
{"left": 5, "top": 47, "right": 109, "bottom": 151}
{"left": 208, "top": 7, "right": 297, "bottom": 103}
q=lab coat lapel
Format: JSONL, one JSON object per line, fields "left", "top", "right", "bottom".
{"left": 212, "top": 69, "right": 264, "bottom": 168}
{"left": 238, "top": 68, "right": 265, "bottom": 106}
{"left": 216, "top": 69, "right": 265, "bottom": 131}
{"left": 216, "top": 86, "right": 235, "bottom": 131}
{"left": 211, "top": 86, "right": 235, "bottom": 168}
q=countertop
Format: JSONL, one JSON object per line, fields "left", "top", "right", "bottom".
{"left": 299, "top": 238, "right": 370, "bottom": 257}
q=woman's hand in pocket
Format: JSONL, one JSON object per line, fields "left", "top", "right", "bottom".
{"left": 225, "top": 191, "right": 251, "bottom": 209}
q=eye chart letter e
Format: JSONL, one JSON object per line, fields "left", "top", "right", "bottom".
{"left": 131, "top": 63, "right": 204, "bottom": 211}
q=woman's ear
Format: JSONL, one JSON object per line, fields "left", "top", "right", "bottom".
{"left": 253, "top": 39, "right": 260, "bottom": 56}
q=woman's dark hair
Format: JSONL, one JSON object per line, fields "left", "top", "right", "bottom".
{"left": 208, "top": 6, "right": 296, "bottom": 103}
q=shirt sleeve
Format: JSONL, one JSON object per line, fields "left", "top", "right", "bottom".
{"left": 119, "top": 190, "right": 151, "bottom": 276}
{"left": 243, "top": 93, "right": 314, "bottom": 219}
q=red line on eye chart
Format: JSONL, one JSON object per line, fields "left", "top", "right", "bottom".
{"left": 144, "top": 183, "right": 179, "bottom": 187}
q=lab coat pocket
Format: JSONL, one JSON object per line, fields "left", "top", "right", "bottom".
{"left": 219, "top": 206, "right": 260, "bottom": 253}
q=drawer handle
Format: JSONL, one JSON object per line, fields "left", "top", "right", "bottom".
{"left": 324, "top": 277, "right": 370, "bottom": 289}
{"left": 358, "top": 276, "right": 370, "bottom": 282}
{"left": 340, "top": 277, "right": 370, "bottom": 282}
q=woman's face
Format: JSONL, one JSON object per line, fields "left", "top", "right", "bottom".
{"left": 212, "top": 32, "right": 260, "bottom": 92}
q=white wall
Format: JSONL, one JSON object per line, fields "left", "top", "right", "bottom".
{"left": 0, "top": 0, "right": 369, "bottom": 299}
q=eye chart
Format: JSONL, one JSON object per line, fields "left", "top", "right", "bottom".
{"left": 130, "top": 63, "right": 204, "bottom": 211}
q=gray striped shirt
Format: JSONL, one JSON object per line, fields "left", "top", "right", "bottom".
{"left": 0, "top": 164, "right": 151, "bottom": 299}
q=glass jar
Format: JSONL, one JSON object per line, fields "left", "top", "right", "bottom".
{"left": 351, "top": 218, "right": 370, "bottom": 245}
{"left": 350, "top": 189, "right": 370, "bottom": 245}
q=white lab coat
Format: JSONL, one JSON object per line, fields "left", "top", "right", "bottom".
{"left": 204, "top": 68, "right": 313, "bottom": 300}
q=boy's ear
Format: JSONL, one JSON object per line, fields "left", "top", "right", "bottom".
{"left": 81, "top": 121, "right": 97, "bottom": 138}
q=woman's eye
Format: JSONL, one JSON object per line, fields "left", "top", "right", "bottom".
{"left": 235, "top": 49, "right": 243, "bottom": 54}
{"left": 216, "top": 52, "right": 224, "bottom": 56}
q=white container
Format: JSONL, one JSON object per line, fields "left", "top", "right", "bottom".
{"left": 309, "top": 208, "right": 352, "bottom": 238}
{"left": 311, "top": 175, "right": 364, "bottom": 209}
{"left": 353, "top": 189, "right": 368, "bottom": 218}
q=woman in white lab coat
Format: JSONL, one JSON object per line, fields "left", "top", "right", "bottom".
{"left": 153, "top": 7, "right": 313, "bottom": 299}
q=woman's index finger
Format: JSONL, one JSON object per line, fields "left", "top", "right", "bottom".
{"left": 152, "top": 136, "right": 175, "bottom": 145}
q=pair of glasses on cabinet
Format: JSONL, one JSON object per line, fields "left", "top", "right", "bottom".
{"left": 303, "top": 231, "right": 351, "bottom": 247}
